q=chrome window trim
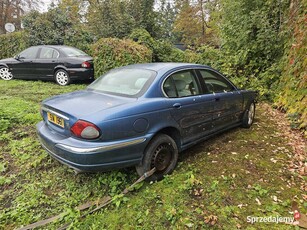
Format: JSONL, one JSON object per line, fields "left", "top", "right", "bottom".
{"left": 198, "top": 68, "right": 238, "bottom": 91}
{"left": 161, "top": 67, "right": 200, "bottom": 98}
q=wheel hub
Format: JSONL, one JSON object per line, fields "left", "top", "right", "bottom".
{"left": 151, "top": 144, "right": 173, "bottom": 172}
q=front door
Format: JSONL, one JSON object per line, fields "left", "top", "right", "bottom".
{"left": 12, "top": 46, "right": 40, "bottom": 79}
{"left": 163, "top": 69, "right": 214, "bottom": 144}
{"left": 198, "top": 69, "right": 243, "bottom": 131}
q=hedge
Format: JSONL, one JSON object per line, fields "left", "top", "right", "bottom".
{"left": 91, "top": 38, "right": 152, "bottom": 77}
{"left": 0, "top": 32, "right": 26, "bottom": 59}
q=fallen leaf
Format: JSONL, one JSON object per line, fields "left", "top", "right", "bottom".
{"left": 272, "top": 195, "right": 278, "bottom": 202}
{"left": 255, "top": 198, "right": 261, "bottom": 205}
{"left": 204, "top": 215, "right": 218, "bottom": 226}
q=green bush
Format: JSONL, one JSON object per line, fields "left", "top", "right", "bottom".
{"left": 0, "top": 32, "right": 26, "bottom": 59}
{"left": 183, "top": 50, "right": 202, "bottom": 64}
{"left": 91, "top": 38, "right": 152, "bottom": 77}
{"left": 196, "top": 45, "right": 221, "bottom": 69}
{"left": 128, "top": 29, "right": 156, "bottom": 52}
{"left": 129, "top": 29, "right": 186, "bottom": 62}
{"left": 276, "top": 3, "right": 307, "bottom": 132}
{"left": 154, "top": 40, "right": 185, "bottom": 62}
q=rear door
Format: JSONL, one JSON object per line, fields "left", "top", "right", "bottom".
{"left": 12, "top": 46, "right": 40, "bottom": 79}
{"left": 163, "top": 69, "right": 215, "bottom": 144}
{"left": 197, "top": 69, "right": 243, "bottom": 131}
{"left": 34, "top": 47, "right": 59, "bottom": 79}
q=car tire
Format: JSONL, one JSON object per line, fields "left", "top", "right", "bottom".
{"left": 242, "top": 102, "right": 255, "bottom": 128}
{"left": 136, "top": 134, "right": 178, "bottom": 181}
{"left": 55, "top": 69, "right": 70, "bottom": 86}
{"left": 0, "top": 66, "right": 13, "bottom": 80}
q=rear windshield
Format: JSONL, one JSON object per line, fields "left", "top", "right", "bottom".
{"left": 60, "top": 47, "right": 88, "bottom": 57}
{"left": 87, "top": 68, "right": 156, "bottom": 97}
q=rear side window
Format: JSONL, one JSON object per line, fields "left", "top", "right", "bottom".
{"left": 39, "top": 47, "right": 59, "bottom": 59}
{"left": 163, "top": 70, "right": 200, "bottom": 98}
{"left": 199, "top": 69, "right": 235, "bottom": 93}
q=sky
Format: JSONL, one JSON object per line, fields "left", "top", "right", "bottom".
{"left": 40, "top": 0, "right": 59, "bottom": 12}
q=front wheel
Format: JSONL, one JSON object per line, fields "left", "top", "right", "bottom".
{"left": 55, "top": 69, "right": 70, "bottom": 86}
{"left": 242, "top": 102, "right": 255, "bottom": 128}
{"left": 136, "top": 134, "right": 178, "bottom": 181}
{"left": 0, "top": 67, "right": 13, "bottom": 80}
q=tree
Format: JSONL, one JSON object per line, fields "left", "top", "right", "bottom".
{"left": 22, "top": 6, "right": 93, "bottom": 51}
{"left": 173, "top": 0, "right": 219, "bottom": 47}
{"left": 86, "top": 0, "right": 156, "bottom": 39}
{"left": 0, "top": 0, "right": 41, "bottom": 34}
{"left": 155, "top": 0, "right": 178, "bottom": 41}
{"left": 86, "top": 0, "right": 135, "bottom": 38}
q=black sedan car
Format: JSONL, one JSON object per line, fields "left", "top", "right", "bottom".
{"left": 0, "top": 45, "right": 94, "bottom": 85}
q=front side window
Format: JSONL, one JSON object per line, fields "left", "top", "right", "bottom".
{"left": 163, "top": 70, "right": 200, "bottom": 98}
{"left": 19, "top": 47, "right": 40, "bottom": 59}
{"left": 39, "top": 47, "right": 59, "bottom": 59}
{"left": 87, "top": 68, "right": 156, "bottom": 97}
{"left": 199, "top": 69, "right": 235, "bottom": 93}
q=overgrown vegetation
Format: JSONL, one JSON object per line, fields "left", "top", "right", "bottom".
{"left": 0, "top": 32, "right": 26, "bottom": 60}
{"left": 0, "top": 80, "right": 305, "bottom": 229}
{"left": 276, "top": 0, "right": 307, "bottom": 134}
{"left": 91, "top": 37, "right": 152, "bottom": 76}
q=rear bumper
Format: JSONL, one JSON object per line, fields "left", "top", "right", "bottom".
{"left": 36, "top": 121, "right": 151, "bottom": 172}
{"left": 67, "top": 68, "right": 94, "bottom": 81}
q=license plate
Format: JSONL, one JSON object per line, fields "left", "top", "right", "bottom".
{"left": 47, "top": 112, "right": 65, "bottom": 128}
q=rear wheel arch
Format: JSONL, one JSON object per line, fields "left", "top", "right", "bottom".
{"left": 54, "top": 65, "right": 67, "bottom": 74}
{"left": 135, "top": 126, "right": 182, "bottom": 181}
{"left": 155, "top": 127, "right": 182, "bottom": 151}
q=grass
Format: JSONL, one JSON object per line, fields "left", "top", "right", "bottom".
{"left": 0, "top": 79, "right": 305, "bottom": 229}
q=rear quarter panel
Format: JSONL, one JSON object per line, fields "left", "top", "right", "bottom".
{"left": 240, "top": 90, "right": 259, "bottom": 110}
{"left": 82, "top": 98, "right": 180, "bottom": 142}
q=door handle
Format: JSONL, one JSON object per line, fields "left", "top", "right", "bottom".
{"left": 173, "top": 103, "right": 182, "bottom": 109}
{"left": 215, "top": 97, "right": 220, "bottom": 101}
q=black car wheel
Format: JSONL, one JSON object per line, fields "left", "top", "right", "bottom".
{"left": 0, "top": 67, "right": 13, "bottom": 80}
{"left": 242, "top": 102, "right": 255, "bottom": 128}
{"left": 136, "top": 134, "right": 178, "bottom": 181}
{"left": 55, "top": 69, "right": 70, "bottom": 86}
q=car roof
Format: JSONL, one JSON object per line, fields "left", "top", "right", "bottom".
{"left": 31, "top": 45, "right": 76, "bottom": 50}
{"left": 123, "top": 62, "right": 210, "bottom": 72}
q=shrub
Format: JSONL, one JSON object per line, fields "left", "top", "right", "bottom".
{"left": 196, "top": 45, "right": 221, "bottom": 69}
{"left": 128, "top": 28, "right": 156, "bottom": 52}
{"left": 154, "top": 40, "right": 185, "bottom": 62}
{"left": 183, "top": 50, "right": 202, "bottom": 64}
{"left": 276, "top": 3, "right": 307, "bottom": 132}
{"left": 91, "top": 38, "right": 152, "bottom": 77}
{"left": 129, "top": 29, "right": 186, "bottom": 62}
{"left": 0, "top": 32, "right": 26, "bottom": 59}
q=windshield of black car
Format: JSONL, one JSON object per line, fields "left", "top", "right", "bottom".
{"left": 87, "top": 68, "right": 156, "bottom": 97}
{"left": 61, "top": 47, "right": 88, "bottom": 57}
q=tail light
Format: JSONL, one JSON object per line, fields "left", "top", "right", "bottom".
{"left": 81, "top": 61, "right": 91, "bottom": 68}
{"left": 70, "top": 120, "right": 100, "bottom": 139}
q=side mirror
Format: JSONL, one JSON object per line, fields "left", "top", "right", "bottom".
{"left": 14, "top": 55, "right": 20, "bottom": 60}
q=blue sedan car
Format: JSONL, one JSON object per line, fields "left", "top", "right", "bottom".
{"left": 37, "top": 63, "right": 257, "bottom": 181}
